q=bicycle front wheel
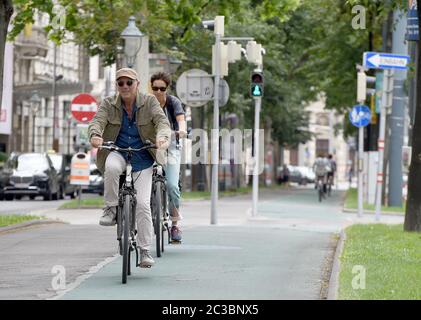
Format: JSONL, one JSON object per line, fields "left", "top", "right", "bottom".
{"left": 122, "top": 194, "right": 131, "bottom": 284}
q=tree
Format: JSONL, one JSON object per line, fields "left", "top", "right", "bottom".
{"left": 404, "top": 2, "right": 421, "bottom": 232}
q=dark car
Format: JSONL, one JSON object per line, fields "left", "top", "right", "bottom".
{"left": 1, "top": 153, "right": 60, "bottom": 201}
{"left": 48, "top": 152, "right": 78, "bottom": 199}
{"left": 82, "top": 163, "right": 104, "bottom": 195}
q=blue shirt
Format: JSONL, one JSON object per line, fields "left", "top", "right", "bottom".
{"left": 115, "top": 103, "right": 154, "bottom": 172}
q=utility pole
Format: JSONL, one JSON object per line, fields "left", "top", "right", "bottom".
{"left": 52, "top": 44, "right": 59, "bottom": 152}
{"left": 203, "top": 16, "right": 263, "bottom": 223}
{"left": 355, "top": 99, "right": 364, "bottom": 219}
{"left": 250, "top": 69, "right": 264, "bottom": 217}
{"left": 210, "top": 17, "right": 223, "bottom": 225}
{"left": 388, "top": 9, "right": 408, "bottom": 207}
{"left": 375, "top": 70, "right": 394, "bottom": 221}
{"left": 356, "top": 69, "right": 374, "bottom": 218}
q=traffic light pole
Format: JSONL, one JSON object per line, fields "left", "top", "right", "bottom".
{"left": 375, "top": 69, "right": 394, "bottom": 221}
{"left": 211, "top": 32, "right": 221, "bottom": 225}
{"left": 358, "top": 125, "right": 364, "bottom": 218}
{"left": 252, "top": 90, "right": 262, "bottom": 217}
{"left": 356, "top": 70, "right": 365, "bottom": 218}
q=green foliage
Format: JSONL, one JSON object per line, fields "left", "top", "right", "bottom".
{"left": 6, "top": 0, "right": 405, "bottom": 145}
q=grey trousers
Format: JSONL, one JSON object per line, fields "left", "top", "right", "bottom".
{"left": 104, "top": 151, "right": 153, "bottom": 251}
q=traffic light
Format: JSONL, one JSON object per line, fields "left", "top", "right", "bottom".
{"left": 357, "top": 70, "right": 375, "bottom": 103}
{"left": 251, "top": 71, "right": 263, "bottom": 97}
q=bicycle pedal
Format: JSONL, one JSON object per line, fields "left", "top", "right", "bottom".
{"left": 170, "top": 240, "right": 182, "bottom": 244}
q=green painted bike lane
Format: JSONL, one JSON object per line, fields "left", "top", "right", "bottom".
{"left": 58, "top": 188, "right": 347, "bottom": 300}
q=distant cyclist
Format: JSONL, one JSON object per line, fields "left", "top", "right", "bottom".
{"left": 313, "top": 153, "right": 331, "bottom": 194}
{"left": 327, "top": 154, "right": 337, "bottom": 187}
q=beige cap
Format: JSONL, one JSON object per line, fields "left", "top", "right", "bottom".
{"left": 116, "top": 68, "right": 139, "bottom": 80}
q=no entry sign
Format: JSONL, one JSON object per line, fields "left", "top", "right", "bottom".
{"left": 71, "top": 93, "right": 98, "bottom": 123}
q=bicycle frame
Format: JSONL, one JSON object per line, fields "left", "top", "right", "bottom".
{"left": 116, "top": 154, "right": 139, "bottom": 266}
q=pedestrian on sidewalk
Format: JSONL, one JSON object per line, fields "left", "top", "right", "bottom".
{"left": 282, "top": 164, "right": 290, "bottom": 188}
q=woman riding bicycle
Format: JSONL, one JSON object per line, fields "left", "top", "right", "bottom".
{"left": 150, "top": 72, "right": 187, "bottom": 242}
{"left": 88, "top": 68, "right": 171, "bottom": 268}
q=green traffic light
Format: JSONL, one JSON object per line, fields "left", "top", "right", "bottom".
{"left": 252, "top": 85, "right": 262, "bottom": 97}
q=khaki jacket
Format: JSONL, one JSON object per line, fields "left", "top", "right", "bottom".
{"left": 88, "top": 91, "right": 171, "bottom": 173}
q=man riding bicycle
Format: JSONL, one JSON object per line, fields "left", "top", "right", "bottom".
{"left": 313, "top": 153, "right": 331, "bottom": 194}
{"left": 88, "top": 68, "right": 171, "bottom": 268}
{"left": 150, "top": 72, "right": 186, "bottom": 242}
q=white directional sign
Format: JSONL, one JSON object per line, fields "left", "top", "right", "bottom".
{"left": 363, "top": 52, "right": 410, "bottom": 70}
{"left": 176, "top": 69, "right": 214, "bottom": 107}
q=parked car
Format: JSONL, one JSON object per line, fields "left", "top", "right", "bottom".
{"left": 296, "top": 166, "right": 316, "bottom": 184}
{"left": 287, "top": 165, "right": 316, "bottom": 185}
{"left": 286, "top": 166, "right": 300, "bottom": 184}
{"left": 82, "top": 163, "right": 104, "bottom": 195}
{"left": 1, "top": 153, "right": 60, "bottom": 201}
{"left": 48, "top": 152, "right": 78, "bottom": 199}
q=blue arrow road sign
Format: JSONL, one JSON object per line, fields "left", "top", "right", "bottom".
{"left": 350, "top": 105, "right": 371, "bottom": 128}
{"left": 363, "top": 52, "right": 410, "bottom": 70}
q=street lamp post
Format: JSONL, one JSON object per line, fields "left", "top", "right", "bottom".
{"left": 121, "top": 16, "right": 143, "bottom": 68}
{"left": 52, "top": 44, "right": 64, "bottom": 152}
{"left": 29, "top": 91, "right": 41, "bottom": 152}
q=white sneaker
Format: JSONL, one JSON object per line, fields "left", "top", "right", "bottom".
{"left": 139, "top": 249, "right": 155, "bottom": 268}
{"left": 99, "top": 206, "right": 117, "bottom": 226}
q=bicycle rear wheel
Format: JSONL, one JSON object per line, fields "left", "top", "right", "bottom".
{"left": 318, "top": 184, "right": 323, "bottom": 202}
{"left": 161, "top": 188, "right": 168, "bottom": 253}
{"left": 154, "top": 181, "right": 163, "bottom": 258}
{"left": 122, "top": 194, "right": 130, "bottom": 284}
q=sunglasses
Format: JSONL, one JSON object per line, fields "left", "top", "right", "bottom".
{"left": 152, "top": 86, "right": 167, "bottom": 92}
{"left": 117, "top": 80, "right": 134, "bottom": 87}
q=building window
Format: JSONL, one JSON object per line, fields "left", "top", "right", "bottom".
{"left": 315, "top": 113, "right": 329, "bottom": 126}
{"left": 44, "top": 97, "right": 50, "bottom": 117}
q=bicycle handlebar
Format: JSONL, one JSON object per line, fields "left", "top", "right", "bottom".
{"left": 99, "top": 141, "right": 157, "bottom": 153}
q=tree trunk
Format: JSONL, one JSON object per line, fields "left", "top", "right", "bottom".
{"left": 0, "top": 0, "right": 13, "bottom": 106}
{"left": 404, "top": 7, "right": 421, "bottom": 232}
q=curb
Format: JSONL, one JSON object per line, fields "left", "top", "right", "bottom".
{"left": 342, "top": 207, "right": 404, "bottom": 217}
{"left": 0, "top": 219, "right": 66, "bottom": 235}
{"left": 327, "top": 229, "right": 346, "bottom": 300}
